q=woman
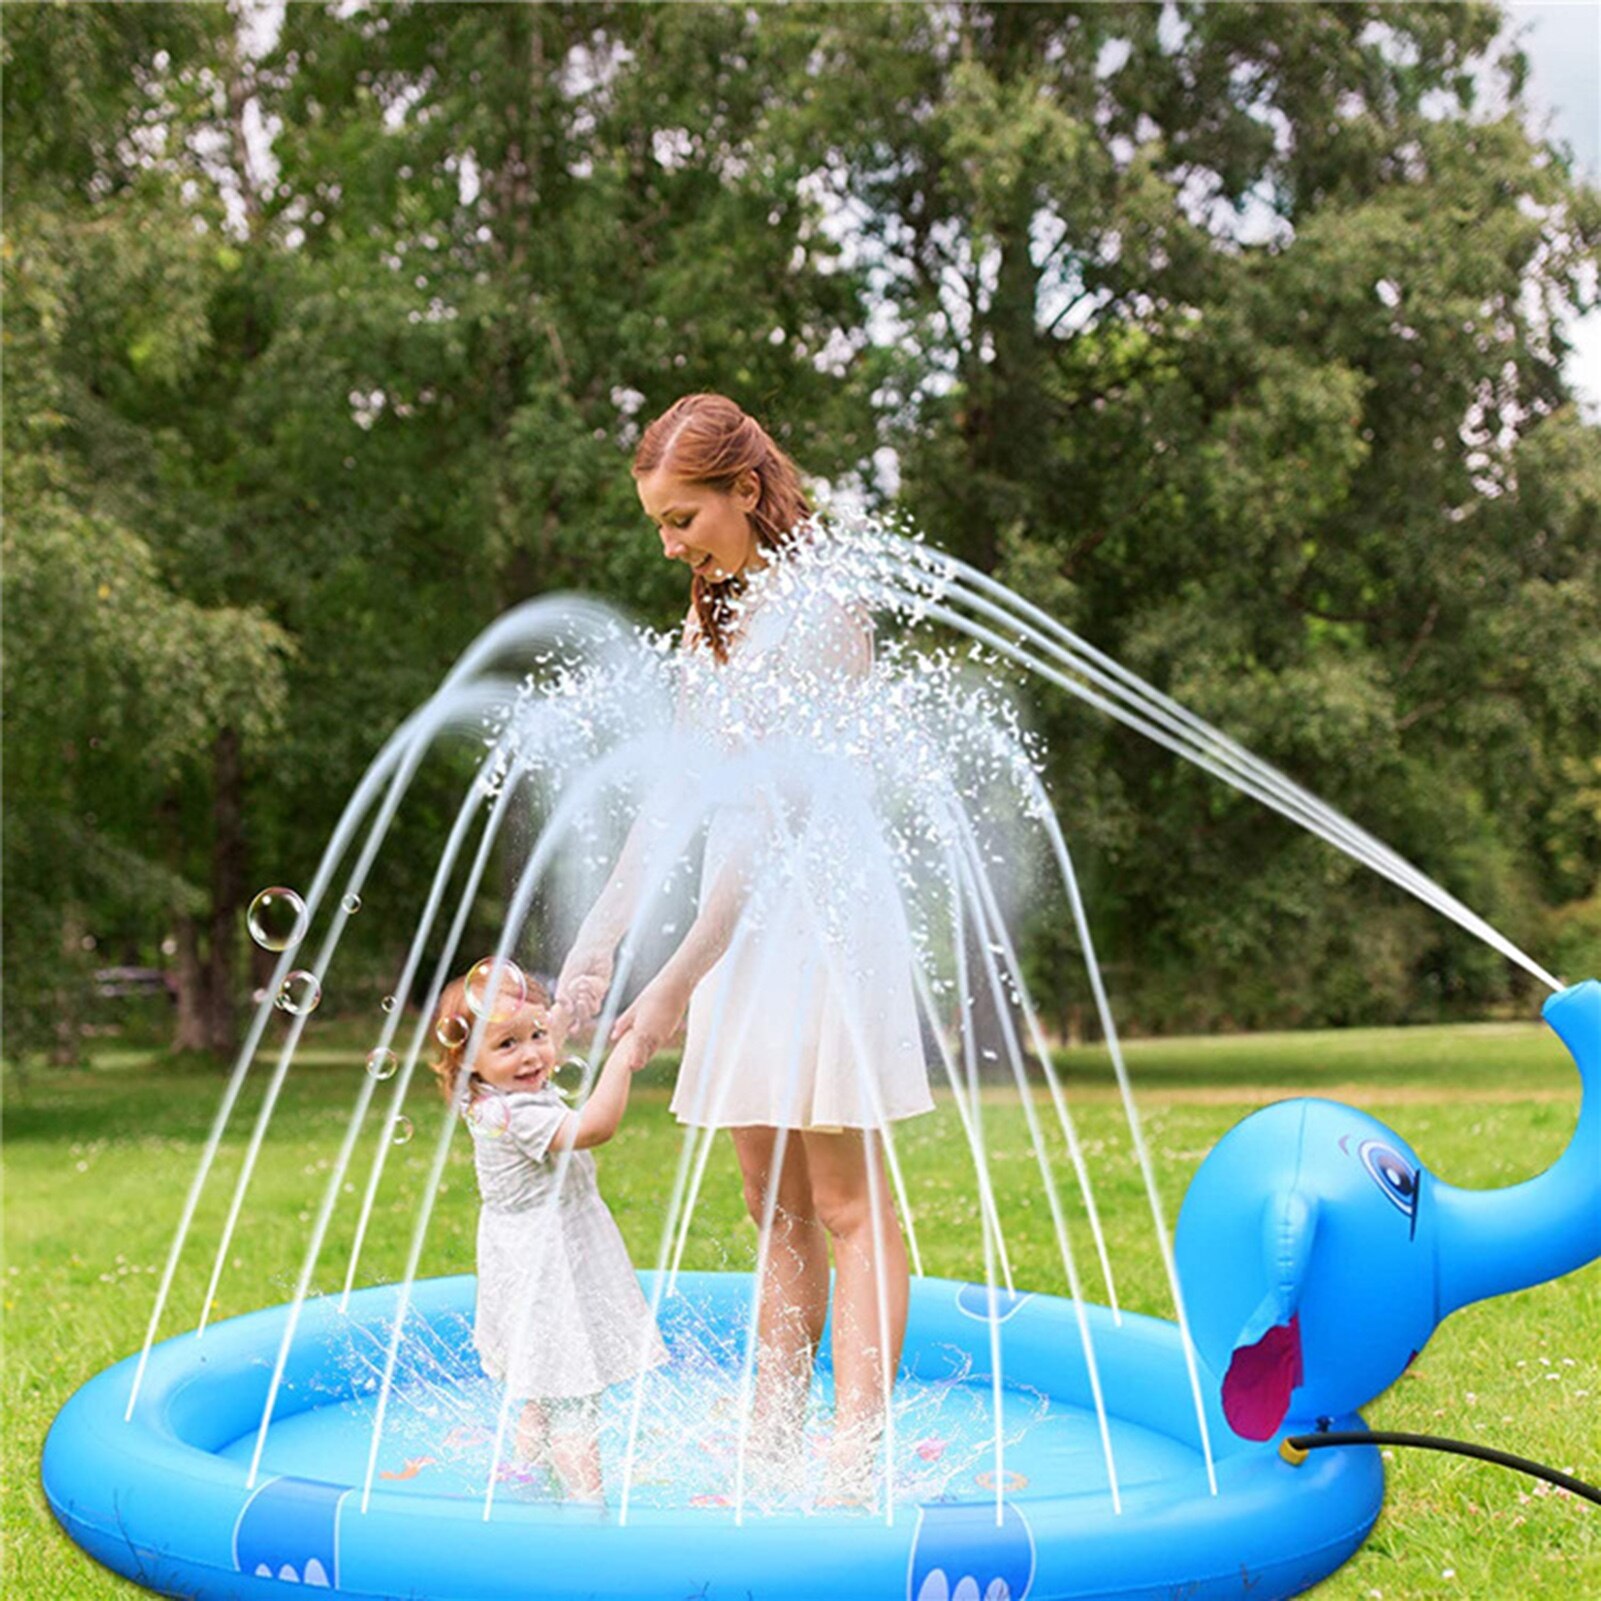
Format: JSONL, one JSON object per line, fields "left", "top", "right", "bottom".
{"left": 554, "top": 393, "right": 933, "bottom": 1504}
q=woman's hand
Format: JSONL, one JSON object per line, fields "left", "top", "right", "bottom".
{"left": 606, "top": 974, "right": 692, "bottom": 1074}
{"left": 555, "top": 944, "right": 614, "bottom": 1031}
{"left": 547, "top": 976, "right": 605, "bottom": 1051}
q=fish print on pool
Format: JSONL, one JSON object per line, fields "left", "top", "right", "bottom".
{"left": 232, "top": 1476, "right": 351, "bottom": 1587}
{"left": 908, "top": 1501, "right": 1035, "bottom": 1601}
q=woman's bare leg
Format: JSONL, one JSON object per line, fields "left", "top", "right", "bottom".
{"left": 802, "top": 1128, "right": 908, "bottom": 1501}
{"left": 728, "top": 1127, "right": 829, "bottom": 1469}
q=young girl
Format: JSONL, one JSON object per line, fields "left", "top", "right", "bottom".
{"left": 430, "top": 965, "right": 668, "bottom": 1505}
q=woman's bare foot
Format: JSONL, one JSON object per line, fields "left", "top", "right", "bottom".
{"left": 817, "top": 1421, "right": 883, "bottom": 1510}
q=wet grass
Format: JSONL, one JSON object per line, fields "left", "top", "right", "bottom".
{"left": 5, "top": 1015, "right": 1598, "bottom": 1598}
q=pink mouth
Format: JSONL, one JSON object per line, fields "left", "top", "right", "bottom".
{"left": 1222, "top": 1314, "right": 1303, "bottom": 1440}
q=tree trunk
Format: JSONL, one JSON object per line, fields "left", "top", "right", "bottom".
{"left": 173, "top": 911, "right": 209, "bottom": 1052}
{"left": 204, "top": 727, "right": 244, "bottom": 1054}
{"left": 1063, "top": 1001, "right": 1084, "bottom": 1050}
{"left": 50, "top": 910, "right": 88, "bottom": 1068}
{"left": 953, "top": 6, "right": 1048, "bottom": 575}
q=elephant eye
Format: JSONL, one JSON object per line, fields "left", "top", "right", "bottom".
{"left": 1359, "top": 1138, "right": 1419, "bottom": 1218}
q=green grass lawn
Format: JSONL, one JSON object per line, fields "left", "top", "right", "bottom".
{"left": 5, "top": 1016, "right": 1599, "bottom": 1598}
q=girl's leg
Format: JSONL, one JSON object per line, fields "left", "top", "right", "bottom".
{"left": 801, "top": 1128, "right": 909, "bottom": 1502}
{"left": 515, "top": 1398, "right": 550, "bottom": 1467}
{"left": 546, "top": 1394, "right": 604, "bottom": 1503}
{"left": 728, "top": 1127, "right": 829, "bottom": 1468}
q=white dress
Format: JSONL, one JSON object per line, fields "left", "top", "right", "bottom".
{"left": 668, "top": 557, "right": 934, "bottom": 1132}
{"left": 467, "top": 1083, "right": 669, "bottom": 1399}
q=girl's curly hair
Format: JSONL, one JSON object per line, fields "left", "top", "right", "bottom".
{"left": 427, "top": 967, "right": 551, "bottom": 1103}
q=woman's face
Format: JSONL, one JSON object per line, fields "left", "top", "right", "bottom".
{"left": 636, "top": 467, "right": 763, "bottom": 583}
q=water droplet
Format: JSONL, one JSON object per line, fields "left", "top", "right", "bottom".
{"left": 464, "top": 957, "right": 527, "bottom": 1021}
{"left": 391, "top": 1115, "right": 414, "bottom": 1146}
{"left": 276, "top": 971, "right": 321, "bottom": 1016}
{"left": 469, "top": 1097, "right": 510, "bottom": 1138}
{"left": 249, "top": 888, "right": 308, "bottom": 952}
{"left": 435, "top": 1013, "right": 470, "bottom": 1050}
{"left": 365, "top": 1047, "right": 398, "bottom": 1081}
{"left": 381, "top": 995, "right": 398, "bottom": 1014}
{"left": 341, "top": 891, "right": 363, "bottom": 915}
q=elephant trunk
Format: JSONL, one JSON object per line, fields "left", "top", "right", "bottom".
{"left": 1435, "top": 979, "right": 1601, "bottom": 1319}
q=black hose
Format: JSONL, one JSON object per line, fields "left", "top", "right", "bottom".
{"left": 1283, "top": 1430, "right": 1601, "bottom": 1508}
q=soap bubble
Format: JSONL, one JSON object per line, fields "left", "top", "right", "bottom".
{"left": 365, "top": 1047, "right": 399, "bottom": 1082}
{"left": 464, "top": 957, "right": 527, "bottom": 1022}
{"left": 435, "top": 1013, "right": 470, "bottom": 1050}
{"left": 276, "top": 971, "right": 322, "bottom": 1016}
{"left": 248, "top": 888, "right": 308, "bottom": 952}
{"left": 381, "top": 995, "right": 398, "bottom": 1015}
{"left": 390, "top": 1115, "right": 414, "bottom": 1146}
{"left": 469, "top": 1096, "right": 510, "bottom": 1138}
{"left": 341, "top": 891, "right": 363, "bottom": 915}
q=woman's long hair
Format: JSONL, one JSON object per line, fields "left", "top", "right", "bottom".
{"left": 632, "top": 393, "right": 812, "bottom": 662}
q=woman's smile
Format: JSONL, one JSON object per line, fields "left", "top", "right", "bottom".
{"left": 636, "top": 466, "right": 761, "bottom": 581}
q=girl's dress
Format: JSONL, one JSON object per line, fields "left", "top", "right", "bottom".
{"left": 467, "top": 1083, "right": 668, "bottom": 1399}
{"left": 669, "top": 556, "right": 934, "bottom": 1132}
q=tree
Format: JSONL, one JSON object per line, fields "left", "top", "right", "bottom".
{"left": 785, "top": 0, "right": 1601, "bottom": 1024}
{"left": 3, "top": 1, "right": 292, "bottom": 1058}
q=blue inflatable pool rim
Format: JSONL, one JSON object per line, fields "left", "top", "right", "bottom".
{"left": 44, "top": 1273, "right": 1381, "bottom": 1600}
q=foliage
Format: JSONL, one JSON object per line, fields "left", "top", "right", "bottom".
{"left": 788, "top": 0, "right": 1601, "bottom": 1023}
{"left": 3, "top": 1, "right": 1598, "bottom": 1055}
{"left": 3, "top": 6, "right": 293, "bottom": 1059}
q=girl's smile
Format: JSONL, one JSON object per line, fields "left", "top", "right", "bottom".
{"left": 475, "top": 1001, "right": 558, "bottom": 1093}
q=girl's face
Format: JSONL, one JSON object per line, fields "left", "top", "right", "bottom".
{"left": 636, "top": 467, "right": 765, "bottom": 583}
{"left": 473, "top": 1001, "right": 558, "bottom": 1094}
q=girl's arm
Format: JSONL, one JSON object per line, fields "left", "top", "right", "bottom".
{"left": 549, "top": 1041, "right": 644, "bottom": 1151}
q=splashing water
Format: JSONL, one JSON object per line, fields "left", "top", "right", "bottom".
{"left": 130, "top": 509, "right": 1559, "bottom": 1529}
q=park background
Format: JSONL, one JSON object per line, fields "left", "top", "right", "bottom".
{"left": 4, "top": 2, "right": 1600, "bottom": 1598}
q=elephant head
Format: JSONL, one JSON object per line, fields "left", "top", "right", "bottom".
{"left": 1173, "top": 978, "right": 1601, "bottom": 1441}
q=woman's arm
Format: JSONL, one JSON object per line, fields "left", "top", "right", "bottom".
{"left": 555, "top": 605, "right": 702, "bottom": 1021}
{"left": 600, "top": 593, "right": 873, "bottom": 1057}
{"left": 600, "top": 842, "right": 752, "bottom": 1072}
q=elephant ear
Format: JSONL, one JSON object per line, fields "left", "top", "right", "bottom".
{"left": 1221, "top": 1191, "right": 1319, "bottom": 1440}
